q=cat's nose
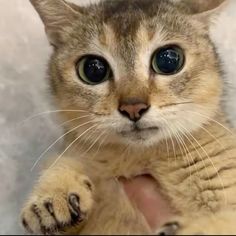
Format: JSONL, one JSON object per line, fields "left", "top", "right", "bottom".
{"left": 119, "top": 99, "right": 150, "bottom": 122}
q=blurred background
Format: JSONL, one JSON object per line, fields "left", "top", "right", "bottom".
{"left": 0, "top": 0, "right": 236, "bottom": 234}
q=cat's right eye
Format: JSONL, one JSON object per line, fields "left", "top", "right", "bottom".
{"left": 76, "top": 56, "right": 112, "bottom": 85}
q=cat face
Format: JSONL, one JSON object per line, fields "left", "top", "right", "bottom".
{"left": 31, "top": 0, "right": 226, "bottom": 147}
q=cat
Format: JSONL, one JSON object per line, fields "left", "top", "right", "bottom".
{"left": 21, "top": 0, "right": 236, "bottom": 234}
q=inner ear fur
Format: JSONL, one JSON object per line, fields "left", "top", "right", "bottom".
{"left": 30, "top": 0, "right": 82, "bottom": 46}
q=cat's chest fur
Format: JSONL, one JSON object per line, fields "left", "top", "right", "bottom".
{"left": 77, "top": 137, "right": 235, "bottom": 216}
{"left": 77, "top": 147, "right": 197, "bottom": 212}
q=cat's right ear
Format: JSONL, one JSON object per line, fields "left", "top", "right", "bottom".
{"left": 182, "top": 0, "right": 229, "bottom": 29}
{"left": 30, "top": 0, "right": 82, "bottom": 47}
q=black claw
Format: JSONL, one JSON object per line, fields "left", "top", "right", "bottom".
{"left": 44, "top": 201, "right": 54, "bottom": 216}
{"left": 31, "top": 204, "right": 42, "bottom": 220}
{"left": 22, "top": 218, "right": 28, "bottom": 228}
{"left": 22, "top": 218, "right": 33, "bottom": 233}
{"left": 41, "top": 226, "right": 50, "bottom": 235}
{"left": 69, "top": 194, "right": 80, "bottom": 214}
{"left": 31, "top": 204, "right": 57, "bottom": 235}
{"left": 164, "top": 222, "right": 179, "bottom": 228}
{"left": 69, "top": 194, "right": 80, "bottom": 210}
{"left": 68, "top": 194, "right": 82, "bottom": 223}
{"left": 158, "top": 222, "right": 179, "bottom": 236}
{"left": 84, "top": 180, "right": 93, "bottom": 191}
{"left": 41, "top": 225, "right": 58, "bottom": 236}
{"left": 44, "top": 200, "right": 62, "bottom": 229}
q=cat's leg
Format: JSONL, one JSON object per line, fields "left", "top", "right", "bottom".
{"left": 79, "top": 179, "right": 152, "bottom": 235}
{"left": 21, "top": 158, "right": 94, "bottom": 235}
{"left": 158, "top": 209, "right": 236, "bottom": 235}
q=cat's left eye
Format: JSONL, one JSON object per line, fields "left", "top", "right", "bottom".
{"left": 76, "top": 56, "right": 112, "bottom": 85}
{"left": 152, "top": 45, "right": 185, "bottom": 75}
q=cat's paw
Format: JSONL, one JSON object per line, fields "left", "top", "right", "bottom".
{"left": 21, "top": 174, "right": 94, "bottom": 235}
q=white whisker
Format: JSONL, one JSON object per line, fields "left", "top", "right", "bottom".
{"left": 174, "top": 128, "right": 193, "bottom": 185}
{"left": 187, "top": 111, "right": 235, "bottom": 138}
{"left": 160, "top": 129, "right": 170, "bottom": 168}
{"left": 177, "top": 121, "right": 227, "bottom": 205}
{"left": 49, "top": 124, "right": 99, "bottom": 169}
{"left": 58, "top": 115, "right": 94, "bottom": 128}
{"left": 177, "top": 122, "right": 213, "bottom": 184}
{"left": 184, "top": 116, "right": 233, "bottom": 162}
{"left": 91, "top": 131, "right": 110, "bottom": 159}
{"left": 81, "top": 129, "right": 107, "bottom": 157}
{"left": 161, "top": 117, "right": 194, "bottom": 184}
{"left": 30, "top": 120, "right": 95, "bottom": 171}
{"left": 64, "top": 125, "right": 99, "bottom": 158}
{"left": 175, "top": 121, "right": 207, "bottom": 191}
{"left": 159, "top": 116, "right": 177, "bottom": 166}
{"left": 77, "top": 125, "right": 100, "bottom": 150}
{"left": 19, "top": 109, "right": 90, "bottom": 126}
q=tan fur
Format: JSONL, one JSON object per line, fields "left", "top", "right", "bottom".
{"left": 21, "top": 0, "right": 236, "bottom": 234}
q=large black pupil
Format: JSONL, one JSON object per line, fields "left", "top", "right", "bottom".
{"left": 156, "top": 48, "right": 181, "bottom": 74}
{"left": 84, "top": 58, "right": 107, "bottom": 83}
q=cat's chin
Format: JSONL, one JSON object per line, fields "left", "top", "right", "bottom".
{"left": 118, "top": 127, "right": 161, "bottom": 146}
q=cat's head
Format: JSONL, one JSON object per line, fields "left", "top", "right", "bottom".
{"left": 31, "top": 0, "right": 227, "bottom": 147}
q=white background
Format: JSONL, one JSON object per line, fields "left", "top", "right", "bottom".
{"left": 0, "top": 0, "right": 235, "bottom": 234}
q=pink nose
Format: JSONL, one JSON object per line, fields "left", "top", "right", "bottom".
{"left": 119, "top": 99, "right": 150, "bottom": 122}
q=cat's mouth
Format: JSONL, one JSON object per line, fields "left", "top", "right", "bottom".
{"left": 119, "top": 125, "right": 159, "bottom": 137}
{"left": 120, "top": 125, "right": 159, "bottom": 136}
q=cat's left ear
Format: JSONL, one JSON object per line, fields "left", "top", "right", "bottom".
{"left": 188, "top": 0, "right": 229, "bottom": 27}
{"left": 30, "top": 0, "right": 82, "bottom": 47}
